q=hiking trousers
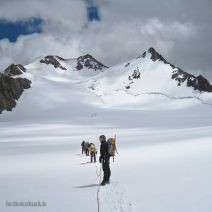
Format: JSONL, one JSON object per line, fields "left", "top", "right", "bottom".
{"left": 90, "top": 152, "right": 96, "bottom": 163}
{"left": 85, "top": 149, "right": 89, "bottom": 156}
{"left": 102, "top": 157, "right": 111, "bottom": 182}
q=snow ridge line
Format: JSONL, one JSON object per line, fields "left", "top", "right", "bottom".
{"left": 95, "top": 164, "right": 102, "bottom": 212}
{"left": 115, "top": 89, "right": 212, "bottom": 106}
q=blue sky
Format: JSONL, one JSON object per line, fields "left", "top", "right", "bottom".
{"left": 0, "top": 18, "right": 43, "bottom": 42}
{"left": 86, "top": 0, "right": 100, "bottom": 22}
{"left": 0, "top": 0, "right": 211, "bottom": 80}
{"left": 87, "top": 6, "right": 100, "bottom": 21}
{"left": 0, "top": 1, "right": 100, "bottom": 42}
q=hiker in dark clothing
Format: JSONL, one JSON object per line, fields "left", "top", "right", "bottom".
{"left": 84, "top": 141, "right": 90, "bottom": 156}
{"left": 99, "top": 135, "right": 111, "bottom": 186}
{"left": 81, "top": 140, "right": 85, "bottom": 154}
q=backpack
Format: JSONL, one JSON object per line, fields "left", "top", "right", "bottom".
{"left": 81, "top": 141, "right": 85, "bottom": 147}
{"left": 90, "top": 144, "right": 97, "bottom": 153}
{"left": 107, "top": 137, "right": 117, "bottom": 159}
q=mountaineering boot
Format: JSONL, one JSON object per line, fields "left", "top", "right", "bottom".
{"left": 100, "top": 181, "right": 106, "bottom": 186}
{"left": 105, "top": 180, "right": 110, "bottom": 184}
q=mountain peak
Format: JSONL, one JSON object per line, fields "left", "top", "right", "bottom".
{"left": 40, "top": 55, "right": 67, "bottom": 70}
{"left": 76, "top": 54, "right": 108, "bottom": 71}
{"left": 4, "top": 64, "right": 26, "bottom": 76}
{"left": 148, "top": 47, "right": 160, "bottom": 55}
{"left": 139, "top": 47, "right": 165, "bottom": 62}
{"left": 147, "top": 47, "right": 167, "bottom": 62}
{"left": 81, "top": 54, "right": 93, "bottom": 59}
{"left": 148, "top": 47, "right": 158, "bottom": 54}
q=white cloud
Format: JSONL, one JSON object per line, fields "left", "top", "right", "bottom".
{"left": 76, "top": 19, "right": 195, "bottom": 66}
{"left": 0, "top": 0, "right": 86, "bottom": 30}
{"left": 0, "top": 18, "right": 195, "bottom": 71}
{"left": 0, "top": 33, "right": 81, "bottom": 70}
{"left": 0, "top": 0, "right": 211, "bottom": 80}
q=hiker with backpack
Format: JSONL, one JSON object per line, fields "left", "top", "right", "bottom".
{"left": 81, "top": 140, "right": 85, "bottom": 154}
{"left": 89, "top": 143, "right": 97, "bottom": 163}
{"left": 99, "top": 135, "right": 116, "bottom": 186}
{"left": 84, "top": 141, "right": 90, "bottom": 156}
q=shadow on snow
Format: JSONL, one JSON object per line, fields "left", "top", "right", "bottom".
{"left": 73, "top": 184, "right": 99, "bottom": 189}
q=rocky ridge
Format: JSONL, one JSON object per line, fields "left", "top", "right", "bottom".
{"left": 141, "top": 48, "right": 212, "bottom": 92}
{"left": 0, "top": 64, "right": 31, "bottom": 113}
{"left": 76, "top": 54, "right": 108, "bottom": 71}
{"left": 40, "top": 56, "right": 67, "bottom": 70}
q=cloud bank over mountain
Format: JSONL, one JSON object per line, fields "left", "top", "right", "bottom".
{"left": 0, "top": 0, "right": 211, "bottom": 80}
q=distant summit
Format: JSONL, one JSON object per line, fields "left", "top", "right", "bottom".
{"left": 76, "top": 54, "right": 108, "bottom": 71}
{"left": 40, "top": 55, "right": 67, "bottom": 70}
{"left": 4, "top": 64, "right": 26, "bottom": 76}
{"left": 33, "top": 54, "right": 108, "bottom": 72}
{"left": 140, "top": 47, "right": 212, "bottom": 92}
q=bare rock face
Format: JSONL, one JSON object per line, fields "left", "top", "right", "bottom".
{"left": 142, "top": 47, "right": 212, "bottom": 92}
{"left": 125, "top": 67, "right": 141, "bottom": 89}
{"left": 4, "top": 64, "right": 26, "bottom": 76}
{"left": 76, "top": 54, "right": 108, "bottom": 71}
{"left": 196, "top": 75, "right": 212, "bottom": 92}
{"left": 40, "top": 56, "right": 67, "bottom": 70}
{"left": 147, "top": 47, "right": 167, "bottom": 62}
{"left": 172, "top": 69, "right": 212, "bottom": 92}
{"left": 141, "top": 48, "right": 175, "bottom": 68}
{"left": 129, "top": 69, "right": 141, "bottom": 80}
{"left": 0, "top": 72, "right": 31, "bottom": 114}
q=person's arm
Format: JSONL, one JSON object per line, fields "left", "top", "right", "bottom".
{"left": 99, "top": 144, "right": 104, "bottom": 163}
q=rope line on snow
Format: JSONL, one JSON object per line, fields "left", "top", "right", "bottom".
{"left": 95, "top": 163, "right": 102, "bottom": 212}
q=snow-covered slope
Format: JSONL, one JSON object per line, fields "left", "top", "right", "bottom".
{"left": 1, "top": 48, "right": 212, "bottom": 212}
{"left": 0, "top": 47, "right": 211, "bottom": 118}
{"left": 85, "top": 48, "right": 212, "bottom": 107}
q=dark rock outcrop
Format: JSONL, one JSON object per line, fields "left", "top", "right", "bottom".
{"left": 141, "top": 47, "right": 175, "bottom": 68}
{"left": 142, "top": 47, "right": 212, "bottom": 92}
{"left": 4, "top": 64, "right": 26, "bottom": 76}
{"left": 128, "top": 68, "right": 141, "bottom": 80}
{"left": 40, "top": 56, "right": 67, "bottom": 70}
{"left": 125, "top": 67, "right": 141, "bottom": 89}
{"left": 172, "top": 69, "right": 212, "bottom": 92}
{"left": 125, "top": 62, "right": 130, "bottom": 67}
{"left": 148, "top": 47, "right": 170, "bottom": 64}
{"left": 196, "top": 75, "right": 212, "bottom": 92}
{"left": 76, "top": 54, "right": 108, "bottom": 71}
{"left": 0, "top": 73, "right": 31, "bottom": 113}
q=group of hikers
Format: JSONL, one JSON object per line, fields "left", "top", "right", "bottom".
{"left": 81, "top": 135, "right": 117, "bottom": 186}
{"left": 81, "top": 141, "right": 97, "bottom": 163}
